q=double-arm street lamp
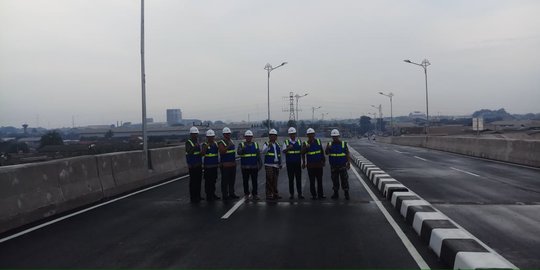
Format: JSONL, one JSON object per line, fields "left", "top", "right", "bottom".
{"left": 404, "top": 59, "right": 431, "bottom": 134}
{"left": 264, "top": 62, "right": 288, "bottom": 132}
{"left": 379, "top": 92, "right": 394, "bottom": 136}
{"left": 294, "top": 93, "right": 308, "bottom": 122}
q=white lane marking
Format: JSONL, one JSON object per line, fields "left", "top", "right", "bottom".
{"left": 394, "top": 150, "right": 403, "bottom": 153}
{"left": 351, "top": 166, "right": 430, "bottom": 269}
{"left": 450, "top": 167, "right": 481, "bottom": 177}
{"left": 0, "top": 175, "right": 189, "bottom": 244}
{"left": 414, "top": 156, "right": 428, "bottom": 162}
{"left": 221, "top": 197, "right": 246, "bottom": 219}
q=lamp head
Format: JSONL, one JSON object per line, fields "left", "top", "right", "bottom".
{"left": 404, "top": 59, "right": 411, "bottom": 63}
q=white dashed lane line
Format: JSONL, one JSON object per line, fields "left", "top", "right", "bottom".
{"left": 413, "top": 156, "right": 428, "bottom": 161}
{"left": 450, "top": 167, "right": 481, "bottom": 177}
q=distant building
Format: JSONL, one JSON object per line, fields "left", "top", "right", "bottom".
{"left": 166, "top": 109, "right": 182, "bottom": 126}
{"left": 409, "top": 111, "right": 427, "bottom": 120}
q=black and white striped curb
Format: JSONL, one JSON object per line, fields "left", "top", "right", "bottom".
{"left": 349, "top": 146, "right": 517, "bottom": 270}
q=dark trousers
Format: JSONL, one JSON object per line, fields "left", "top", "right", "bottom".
{"left": 331, "top": 166, "right": 349, "bottom": 192}
{"left": 286, "top": 162, "right": 302, "bottom": 195}
{"left": 307, "top": 167, "right": 324, "bottom": 198}
{"left": 189, "top": 166, "right": 203, "bottom": 202}
{"left": 220, "top": 166, "right": 237, "bottom": 198}
{"left": 204, "top": 167, "right": 218, "bottom": 200}
{"left": 242, "top": 168, "right": 259, "bottom": 196}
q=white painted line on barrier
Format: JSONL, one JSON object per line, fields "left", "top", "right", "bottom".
{"left": 221, "top": 197, "right": 246, "bottom": 219}
{"left": 414, "top": 156, "right": 428, "bottom": 162}
{"left": 0, "top": 174, "right": 190, "bottom": 244}
{"left": 450, "top": 167, "right": 480, "bottom": 177}
{"left": 350, "top": 166, "right": 430, "bottom": 269}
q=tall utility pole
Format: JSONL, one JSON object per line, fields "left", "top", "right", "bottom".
{"left": 404, "top": 59, "right": 431, "bottom": 135}
{"left": 379, "top": 92, "right": 394, "bottom": 136}
{"left": 140, "top": 0, "right": 148, "bottom": 168}
{"left": 312, "top": 106, "right": 322, "bottom": 122}
{"left": 288, "top": 92, "right": 295, "bottom": 122}
{"left": 294, "top": 92, "right": 308, "bottom": 122}
{"left": 321, "top": 112, "right": 328, "bottom": 121}
{"left": 264, "top": 62, "right": 288, "bottom": 132}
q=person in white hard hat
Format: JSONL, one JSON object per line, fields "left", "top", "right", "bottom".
{"left": 325, "top": 129, "right": 351, "bottom": 200}
{"left": 237, "top": 130, "right": 262, "bottom": 200}
{"left": 186, "top": 126, "right": 203, "bottom": 203}
{"left": 301, "top": 128, "right": 326, "bottom": 199}
{"left": 282, "top": 126, "right": 304, "bottom": 199}
{"left": 200, "top": 129, "right": 220, "bottom": 201}
{"left": 218, "top": 127, "right": 239, "bottom": 200}
{"left": 262, "top": 128, "right": 282, "bottom": 200}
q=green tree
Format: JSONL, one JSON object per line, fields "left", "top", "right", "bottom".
{"left": 359, "top": 116, "right": 373, "bottom": 135}
{"left": 262, "top": 120, "right": 274, "bottom": 129}
{"left": 287, "top": 119, "right": 297, "bottom": 128}
{"left": 40, "top": 130, "right": 64, "bottom": 148}
{"left": 104, "top": 129, "right": 114, "bottom": 139}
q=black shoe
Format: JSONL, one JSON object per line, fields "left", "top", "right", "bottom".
{"left": 222, "top": 196, "right": 230, "bottom": 201}
{"left": 213, "top": 195, "right": 221, "bottom": 200}
{"left": 344, "top": 191, "right": 350, "bottom": 200}
{"left": 252, "top": 195, "right": 260, "bottom": 200}
{"left": 331, "top": 192, "right": 339, "bottom": 199}
{"left": 318, "top": 195, "right": 326, "bottom": 199}
{"left": 230, "top": 194, "right": 240, "bottom": 199}
{"left": 299, "top": 195, "right": 305, "bottom": 199}
{"left": 289, "top": 195, "right": 295, "bottom": 200}
{"left": 311, "top": 196, "right": 318, "bottom": 200}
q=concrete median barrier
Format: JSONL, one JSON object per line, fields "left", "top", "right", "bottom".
{"left": 0, "top": 161, "right": 66, "bottom": 234}
{"left": 57, "top": 156, "right": 104, "bottom": 209}
{"left": 148, "top": 146, "right": 187, "bottom": 184}
{"left": 109, "top": 150, "right": 150, "bottom": 196}
{"left": 378, "top": 135, "right": 540, "bottom": 167}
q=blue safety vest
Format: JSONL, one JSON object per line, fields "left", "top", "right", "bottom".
{"left": 186, "top": 139, "right": 202, "bottom": 166}
{"left": 305, "top": 139, "right": 323, "bottom": 164}
{"left": 264, "top": 142, "right": 281, "bottom": 165}
{"left": 203, "top": 142, "right": 219, "bottom": 166}
{"left": 240, "top": 142, "right": 259, "bottom": 166}
{"left": 284, "top": 139, "right": 302, "bottom": 164}
{"left": 328, "top": 141, "right": 348, "bottom": 166}
{"left": 219, "top": 140, "right": 236, "bottom": 163}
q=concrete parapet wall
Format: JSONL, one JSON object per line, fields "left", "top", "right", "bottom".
{"left": 378, "top": 136, "right": 540, "bottom": 167}
{"left": 0, "top": 146, "right": 189, "bottom": 234}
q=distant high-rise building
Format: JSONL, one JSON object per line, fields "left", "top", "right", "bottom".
{"left": 167, "top": 109, "right": 182, "bottom": 125}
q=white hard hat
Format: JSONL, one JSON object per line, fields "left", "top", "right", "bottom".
{"left": 189, "top": 126, "right": 199, "bottom": 134}
{"left": 288, "top": 127, "right": 297, "bottom": 134}
{"left": 269, "top": 129, "right": 278, "bottom": 135}
{"left": 306, "top": 128, "right": 315, "bottom": 134}
{"left": 331, "top": 129, "right": 340, "bottom": 136}
{"left": 222, "top": 127, "right": 231, "bottom": 134}
{"left": 244, "top": 130, "right": 253, "bottom": 136}
{"left": 206, "top": 129, "right": 215, "bottom": 137}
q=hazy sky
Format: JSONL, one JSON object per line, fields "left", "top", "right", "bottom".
{"left": 1, "top": 0, "right": 539, "bottom": 128}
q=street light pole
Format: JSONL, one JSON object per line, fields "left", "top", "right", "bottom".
{"left": 404, "top": 59, "right": 431, "bottom": 135}
{"left": 140, "top": 0, "right": 148, "bottom": 168}
{"left": 371, "top": 104, "right": 383, "bottom": 133}
{"left": 294, "top": 93, "right": 308, "bottom": 122}
{"left": 379, "top": 92, "right": 394, "bottom": 136}
{"left": 264, "top": 62, "right": 287, "bottom": 132}
{"left": 312, "top": 106, "right": 321, "bottom": 122}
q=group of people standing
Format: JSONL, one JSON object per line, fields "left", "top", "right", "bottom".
{"left": 185, "top": 126, "right": 351, "bottom": 203}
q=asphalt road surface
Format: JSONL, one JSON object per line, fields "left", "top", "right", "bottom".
{"left": 350, "top": 138, "right": 540, "bottom": 269}
{"left": 0, "top": 140, "right": 450, "bottom": 269}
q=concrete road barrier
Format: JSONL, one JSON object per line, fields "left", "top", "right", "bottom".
{"left": 378, "top": 136, "right": 540, "bottom": 167}
{"left": 0, "top": 161, "right": 67, "bottom": 234}
{"left": 0, "top": 146, "right": 189, "bottom": 235}
{"left": 57, "top": 156, "right": 104, "bottom": 209}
